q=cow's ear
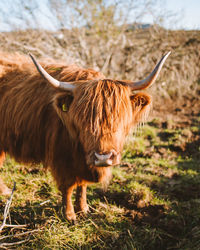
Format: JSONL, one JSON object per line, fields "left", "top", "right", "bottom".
{"left": 53, "top": 92, "right": 74, "bottom": 115}
{"left": 130, "top": 93, "right": 151, "bottom": 123}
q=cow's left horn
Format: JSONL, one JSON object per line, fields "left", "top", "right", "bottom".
{"left": 129, "top": 51, "right": 171, "bottom": 90}
{"left": 29, "top": 53, "right": 76, "bottom": 92}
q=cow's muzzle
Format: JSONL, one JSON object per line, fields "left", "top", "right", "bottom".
{"left": 94, "top": 150, "right": 119, "bottom": 166}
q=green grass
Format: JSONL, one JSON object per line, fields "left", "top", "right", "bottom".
{"left": 0, "top": 115, "right": 200, "bottom": 249}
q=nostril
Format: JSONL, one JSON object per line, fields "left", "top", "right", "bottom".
{"left": 109, "top": 152, "right": 115, "bottom": 160}
{"left": 108, "top": 150, "right": 117, "bottom": 159}
{"left": 94, "top": 150, "right": 116, "bottom": 161}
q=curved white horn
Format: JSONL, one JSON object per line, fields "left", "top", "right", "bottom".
{"left": 29, "top": 53, "right": 76, "bottom": 92}
{"left": 129, "top": 51, "right": 171, "bottom": 90}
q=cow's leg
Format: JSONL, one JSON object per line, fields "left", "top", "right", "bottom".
{"left": 62, "top": 184, "right": 76, "bottom": 222}
{"left": 75, "top": 184, "right": 89, "bottom": 214}
{"left": 0, "top": 152, "right": 11, "bottom": 196}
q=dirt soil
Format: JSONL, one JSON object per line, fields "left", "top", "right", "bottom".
{"left": 153, "top": 97, "right": 200, "bottom": 127}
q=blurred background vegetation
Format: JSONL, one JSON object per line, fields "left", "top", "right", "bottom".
{"left": 0, "top": 0, "right": 199, "bottom": 103}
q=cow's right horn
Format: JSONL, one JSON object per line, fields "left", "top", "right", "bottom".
{"left": 128, "top": 51, "right": 171, "bottom": 91}
{"left": 29, "top": 53, "right": 76, "bottom": 92}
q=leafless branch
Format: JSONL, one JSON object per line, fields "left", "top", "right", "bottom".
{"left": 0, "top": 182, "right": 27, "bottom": 232}
{"left": 0, "top": 182, "right": 16, "bottom": 232}
{"left": 0, "top": 236, "right": 30, "bottom": 248}
{"left": 0, "top": 229, "right": 41, "bottom": 241}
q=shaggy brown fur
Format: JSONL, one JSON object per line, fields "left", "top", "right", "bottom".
{"left": 0, "top": 52, "right": 151, "bottom": 221}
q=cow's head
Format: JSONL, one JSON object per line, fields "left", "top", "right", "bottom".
{"left": 29, "top": 52, "right": 170, "bottom": 169}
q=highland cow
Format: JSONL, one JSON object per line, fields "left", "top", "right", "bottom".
{"left": 0, "top": 51, "right": 170, "bottom": 222}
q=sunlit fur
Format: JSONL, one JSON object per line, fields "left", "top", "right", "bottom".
{"left": 0, "top": 52, "right": 151, "bottom": 220}
{"left": 75, "top": 80, "right": 132, "bottom": 136}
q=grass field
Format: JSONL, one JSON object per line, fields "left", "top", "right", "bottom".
{"left": 0, "top": 98, "right": 199, "bottom": 249}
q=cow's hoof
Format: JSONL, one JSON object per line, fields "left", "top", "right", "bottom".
{"left": 76, "top": 204, "right": 89, "bottom": 214}
{"left": 76, "top": 205, "right": 90, "bottom": 219}
{"left": 66, "top": 212, "right": 77, "bottom": 224}
{"left": 81, "top": 204, "right": 89, "bottom": 214}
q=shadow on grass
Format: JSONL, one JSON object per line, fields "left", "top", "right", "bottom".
{"left": 0, "top": 199, "right": 65, "bottom": 231}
